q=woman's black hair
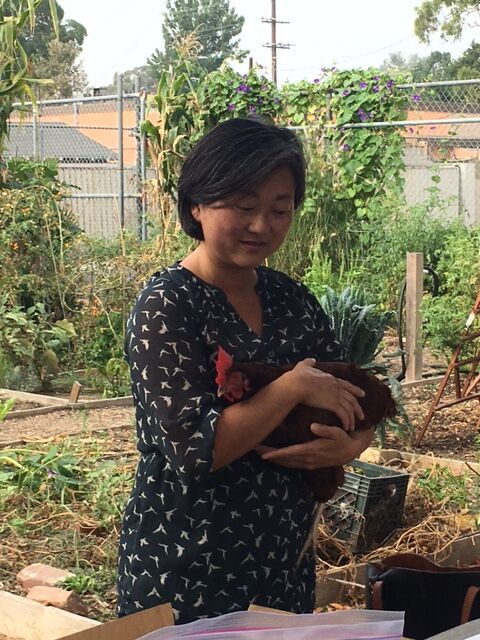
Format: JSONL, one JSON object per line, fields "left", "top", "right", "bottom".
{"left": 177, "top": 117, "right": 306, "bottom": 240}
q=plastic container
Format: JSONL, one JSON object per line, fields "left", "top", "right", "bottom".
{"left": 323, "top": 459, "right": 410, "bottom": 553}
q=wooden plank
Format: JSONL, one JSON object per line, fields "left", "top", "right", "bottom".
{"left": 69, "top": 381, "right": 83, "bottom": 403}
{"left": 405, "top": 252, "right": 424, "bottom": 383}
{"left": 2, "top": 396, "right": 133, "bottom": 420}
{"left": 0, "top": 590, "right": 100, "bottom": 640}
{"left": 400, "top": 375, "right": 444, "bottom": 389}
{"left": 247, "top": 604, "right": 295, "bottom": 615}
{"left": 0, "top": 388, "right": 68, "bottom": 406}
{"left": 59, "top": 603, "right": 174, "bottom": 640}
{"left": 360, "top": 447, "right": 480, "bottom": 475}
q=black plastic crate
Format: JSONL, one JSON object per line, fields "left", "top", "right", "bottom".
{"left": 323, "top": 459, "right": 410, "bottom": 554}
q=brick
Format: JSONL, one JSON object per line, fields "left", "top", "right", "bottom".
{"left": 26, "top": 585, "right": 89, "bottom": 616}
{"left": 16, "top": 563, "right": 74, "bottom": 590}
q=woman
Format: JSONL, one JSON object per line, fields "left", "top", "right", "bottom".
{"left": 117, "top": 117, "right": 373, "bottom": 623}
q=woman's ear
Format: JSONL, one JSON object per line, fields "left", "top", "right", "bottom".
{"left": 191, "top": 205, "right": 202, "bottom": 222}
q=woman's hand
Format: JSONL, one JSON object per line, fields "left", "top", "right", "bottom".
{"left": 283, "top": 358, "right": 365, "bottom": 431}
{"left": 255, "top": 423, "right": 375, "bottom": 470}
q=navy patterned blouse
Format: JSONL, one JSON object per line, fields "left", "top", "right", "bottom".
{"left": 117, "top": 262, "right": 344, "bottom": 624}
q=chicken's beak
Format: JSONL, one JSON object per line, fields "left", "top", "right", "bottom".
{"left": 217, "top": 386, "right": 225, "bottom": 398}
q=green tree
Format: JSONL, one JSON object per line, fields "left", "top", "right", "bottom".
{"left": 32, "top": 39, "right": 87, "bottom": 98}
{"left": 148, "top": 0, "right": 245, "bottom": 77}
{"left": 449, "top": 40, "right": 480, "bottom": 77}
{"left": 382, "top": 50, "right": 454, "bottom": 81}
{"left": 17, "top": 0, "right": 86, "bottom": 60}
{"left": 104, "top": 65, "right": 159, "bottom": 94}
{"left": 415, "top": 0, "right": 480, "bottom": 43}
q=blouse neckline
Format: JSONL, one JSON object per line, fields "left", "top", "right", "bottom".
{"left": 173, "top": 261, "right": 266, "bottom": 340}
{"left": 173, "top": 261, "right": 266, "bottom": 296}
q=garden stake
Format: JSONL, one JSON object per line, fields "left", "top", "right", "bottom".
{"left": 417, "top": 290, "right": 480, "bottom": 445}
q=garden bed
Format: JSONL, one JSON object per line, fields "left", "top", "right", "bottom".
{"left": 0, "top": 380, "right": 478, "bottom": 624}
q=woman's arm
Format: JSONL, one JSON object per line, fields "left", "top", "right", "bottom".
{"left": 212, "top": 359, "right": 365, "bottom": 470}
{"left": 256, "top": 424, "right": 375, "bottom": 469}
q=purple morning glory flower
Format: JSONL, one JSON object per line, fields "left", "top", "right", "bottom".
{"left": 236, "top": 83, "right": 249, "bottom": 92}
{"left": 372, "top": 85, "right": 379, "bottom": 93}
{"left": 357, "top": 108, "right": 370, "bottom": 122}
{"left": 342, "top": 144, "right": 351, "bottom": 151}
{"left": 227, "top": 103, "right": 235, "bottom": 112}
{"left": 359, "top": 81, "right": 367, "bottom": 89}
{"left": 274, "top": 97, "right": 281, "bottom": 104}
{"left": 320, "top": 67, "right": 326, "bottom": 72}
{"left": 412, "top": 93, "right": 421, "bottom": 101}
{"left": 342, "top": 89, "right": 351, "bottom": 97}
{"left": 257, "top": 97, "right": 264, "bottom": 104}
{"left": 313, "top": 78, "right": 320, "bottom": 84}
{"left": 248, "top": 104, "right": 256, "bottom": 113}
{"left": 386, "top": 79, "right": 395, "bottom": 89}
{"left": 373, "top": 75, "right": 379, "bottom": 81}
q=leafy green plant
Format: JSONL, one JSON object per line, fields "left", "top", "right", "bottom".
{"left": 0, "top": 445, "right": 85, "bottom": 503}
{"left": 319, "top": 286, "right": 394, "bottom": 365}
{"left": 87, "top": 357, "right": 131, "bottom": 399}
{"left": 422, "top": 224, "right": 480, "bottom": 359}
{"left": 0, "top": 159, "right": 80, "bottom": 315}
{"left": 0, "top": 297, "right": 76, "bottom": 391}
{"left": 199, "top": 63, "right": 282, "bottom": 127}
{"left": 0, "top": 438, "right": 134, "bottom": 519}
{"left": 0, "top": 397, "right": 14, "bottom": 420}
{"left": 417, "top": 466, "right": 474, "bottom": 509}
{"left": 59, "top": 572, "right": 96, "bottom": 595}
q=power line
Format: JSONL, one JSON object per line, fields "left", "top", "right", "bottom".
{"left": 280, "top": 35, "right": 416, "bottom": 73}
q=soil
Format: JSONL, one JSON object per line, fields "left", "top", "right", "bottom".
{"left": 0, "top": 392, "right": 43, "bottom": 412}
{"left": 0, "top": 380, "right": 478, "bottom": 461}
{"left": 0, "top": 406, "right": 135, "bottom": 448}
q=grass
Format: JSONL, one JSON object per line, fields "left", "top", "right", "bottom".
{"left": 0, "top": 419, "right": 478, "bottom": 622}
{"left": 0, "top": 431, "right": 136, "bottom": 621}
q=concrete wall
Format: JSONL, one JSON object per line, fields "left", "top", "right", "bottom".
{"left": 404, "top": 146, "right": 480, "bottom": 225}
{"left": 58, "top": 164, "right": 143, "bottom": 238}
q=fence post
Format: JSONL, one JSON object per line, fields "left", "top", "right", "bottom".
{"left": 32, "top": 102, "right": 39, "bottom": 160}
{"left": 405, "top": 252, "right": 424, "bottom": 382}
{"left": 140, "top": 89, "right": 147, "bottom": 241}
{"left": 134, "top": 75, "right": 148, "bottom": 241}
{"left": 117, "top": 73, "right": 125, "bottom": 229}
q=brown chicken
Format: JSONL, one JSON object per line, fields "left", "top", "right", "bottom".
{"left": 215, "top": 347, "right": 397, "bottom": 502}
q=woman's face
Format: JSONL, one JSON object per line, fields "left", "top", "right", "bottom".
{"left": 192, "top": 166, "right": 295, "bottom": 270}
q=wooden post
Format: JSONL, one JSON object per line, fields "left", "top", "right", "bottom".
{"left": 405, "top": 252, "right": 423, "bottom": 383}
{"left": 69, "top": 381, "right": 82, "bottom": 403}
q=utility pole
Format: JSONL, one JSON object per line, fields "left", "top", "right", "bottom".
{"left": 262, "top": 0, "right": 292, "bottom": 86}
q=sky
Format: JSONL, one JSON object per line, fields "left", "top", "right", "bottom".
{"left": 59, "top": 0, "right": 479, "bottom": 89}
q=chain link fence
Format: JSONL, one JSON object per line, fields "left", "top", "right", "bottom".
{"left": 6, "top": 82, "right": 148, "bottom": 239}
{"left": 343, "top": 79, "right": 480, "bottom": 225}
{"left": 5, "top": 78, "right": 480, "bottom": 238}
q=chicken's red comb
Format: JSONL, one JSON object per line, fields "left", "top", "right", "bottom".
{"left": 215, "top": 346, "right": 233, "bottom": 386}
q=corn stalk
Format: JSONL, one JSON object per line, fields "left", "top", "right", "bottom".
{"left": 141, "top": 33, "right": 204, "bottom": 251}
{"left": 0, "top": 0, "right": 58, "bottom": 170}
